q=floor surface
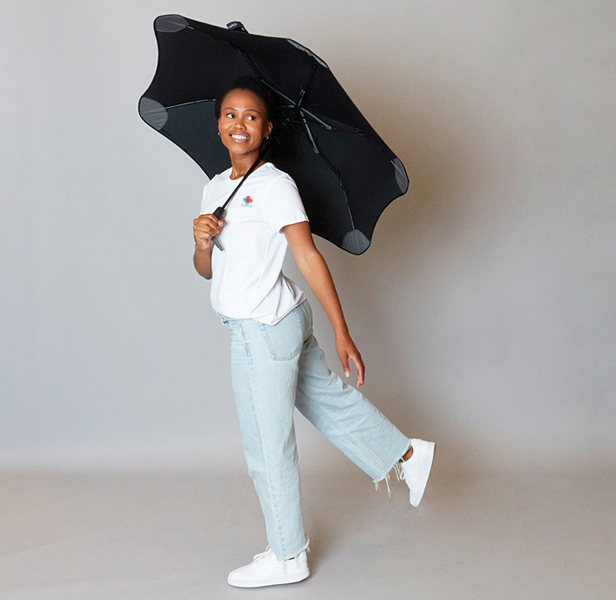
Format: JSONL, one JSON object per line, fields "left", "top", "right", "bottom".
{"left": 1, "top": 466, "right": 614, "bottom": 599}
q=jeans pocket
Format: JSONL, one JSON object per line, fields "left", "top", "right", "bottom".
{"left": 258, "top": 309, "right": 303, "bottom": 361}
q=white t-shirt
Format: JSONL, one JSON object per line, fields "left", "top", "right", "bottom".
{"left": 200, "top": 162, "right": 309, "bottom": 325}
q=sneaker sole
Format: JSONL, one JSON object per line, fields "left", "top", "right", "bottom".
{"left": 227, "top": 568, "right": 310, "bottom": 588}
{"left": 409, "top": 439, "right": 435, "bottom": 507}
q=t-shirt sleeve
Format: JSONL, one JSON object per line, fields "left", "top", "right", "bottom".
{"left": 265, "top": 175, "right": 309, "bottom": 233}
{"left": 199, "top": 179, "right": 213, "bottom": 215}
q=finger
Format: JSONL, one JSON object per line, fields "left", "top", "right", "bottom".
{"left": 194, "top": 227, "right": 213, "bottom": 241}
{"left": 194, "top": 225, "right": 212, "bottom": 238}
{"left": 194, "top": 220, "right": 219, "bottom": 234}
{"left": 195, "top": 214, "right": 214, "bottom": 223}
{"left": 197, "top": 216, "right": 224, "bottom": 233}
{"left": 350, "top": 355, "right": 365, "bottom": 387}
{"left": 340, "top": 355, "right": 350, "bottom": 379}
{"left": 195, "top": 214, "right": 220, "bottom": 227}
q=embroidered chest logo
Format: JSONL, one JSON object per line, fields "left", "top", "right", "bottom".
{"left": 241, "top": 195, "right": 254, "bottom": 207}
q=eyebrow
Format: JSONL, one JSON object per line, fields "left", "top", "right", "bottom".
{"left": 222, "top": 107, "right": 261, "bottom": 114}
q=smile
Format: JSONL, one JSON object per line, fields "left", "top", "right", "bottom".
{"left": 231, "top": 133, "right": 250, "bottom": 140}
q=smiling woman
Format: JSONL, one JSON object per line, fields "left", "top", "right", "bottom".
{"left": 217, "top": 88, "right": 273, "bottom": 176}
{"left": 191, "top": 76, "right": 435, "bottom": 588}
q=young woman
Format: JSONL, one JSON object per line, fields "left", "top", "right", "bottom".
{"left": 193, "top": 76, "right": 435, "bottom": 588}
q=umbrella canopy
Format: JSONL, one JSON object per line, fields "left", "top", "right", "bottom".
{"left": 139, "top": 14, "right": 409, "bottom": 254}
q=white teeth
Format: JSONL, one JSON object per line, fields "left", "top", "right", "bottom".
{"left": 231, "top": 134, "right": 249, "bottom": 140}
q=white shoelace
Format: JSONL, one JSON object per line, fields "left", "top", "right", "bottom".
{"left": 252, "top": 544, "right": 310, "bottom": 562}
{"left": 252, "top": 546, "right": 274, "bottom": 561}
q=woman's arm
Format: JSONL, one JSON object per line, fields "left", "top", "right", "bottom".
{"left": 283, "top": 221, "right": 365, "bottom": 387}
{"left": 193, "top": 214, "right": 225, "bottom": 279}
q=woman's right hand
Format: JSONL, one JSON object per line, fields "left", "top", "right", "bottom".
{"left": 193, "top": 213, "right": 226, "bottom": 250}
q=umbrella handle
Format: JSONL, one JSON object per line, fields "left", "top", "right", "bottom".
{"left": 210, "top": 206, "right": 226, "bottom": 251}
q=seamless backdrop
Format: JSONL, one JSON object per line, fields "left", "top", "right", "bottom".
{"left": 1, "top": 0, "right": 615, "bottom": 473}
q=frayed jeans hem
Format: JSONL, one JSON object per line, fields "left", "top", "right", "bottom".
{"left": 373, "top": 437, "right": 412, "bottom": 498}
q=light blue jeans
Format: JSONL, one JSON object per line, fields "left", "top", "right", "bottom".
{"left": 218, "top": 299, "right": 411, "bottom": 560}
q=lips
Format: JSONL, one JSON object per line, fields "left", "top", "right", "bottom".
{"left": 230, "top": 133, "right": 250, "bottom": 141}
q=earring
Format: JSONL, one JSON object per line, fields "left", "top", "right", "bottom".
{"left": 218, "top": 132, "right": 221, "bottom": 137}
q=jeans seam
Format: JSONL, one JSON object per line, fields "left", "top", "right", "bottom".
{"left": 239, "top": 321, "right": 287, "bottom": 556}
{"left": 295, "top": 381, "right": 389, "bottom": 479}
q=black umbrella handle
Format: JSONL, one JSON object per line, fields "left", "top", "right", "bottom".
{"left": 209, "top": 206, "right": 226, "bottom": 251}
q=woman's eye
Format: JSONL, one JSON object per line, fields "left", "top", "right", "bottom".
{"left": 225, "top": 112, "right": 234, "bottom": 118}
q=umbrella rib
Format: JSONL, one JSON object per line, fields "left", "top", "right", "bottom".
{"left": 298, "top": 108, "right": 333, "bottom": 131}
{"left": 299, "top": 112, "right": 319, "bottom": 154}
{"left": 269, "top": 62, "right": 357, "bottom": 231}
{"left": 292, "top": 117, "right": 356, "bottom": 231}
{"left": 261, "top": 81, "right": 298, "bottom": 111}
{"left": 318, "top": 153, "right": 356, "bottom": 231}
{"left": 261, "top": 74, "right": 368, "bottom": 137}
{"left": 164, "top": 98, "right": 214, "bottom": 110}
{"left": 277, "top": 114, "right": 355, "bottom": 231}
{"left": 263, "top": 81, "right": 361, "bottom": 135}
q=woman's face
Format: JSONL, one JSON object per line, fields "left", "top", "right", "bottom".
{"left": 217, "top": 88, "right": 273, "bottom": 161}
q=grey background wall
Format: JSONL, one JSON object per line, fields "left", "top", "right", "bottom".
{"left": 2, "top": 0, "right": 615, "bottom": 473}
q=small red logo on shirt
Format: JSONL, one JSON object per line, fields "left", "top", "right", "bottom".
{"left": 242, "top": 196, "right": 253, "bottom": 207}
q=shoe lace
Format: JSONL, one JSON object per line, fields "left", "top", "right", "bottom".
{"left": 252, "top": 546, "right": 274, "bottom": 561}
{"left": 252, "top": 543, "right": 310, "bottom": 563}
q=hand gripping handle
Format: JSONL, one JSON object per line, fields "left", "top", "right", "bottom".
{"left": 210, "top": 206, "right": 226, "bottom": 251}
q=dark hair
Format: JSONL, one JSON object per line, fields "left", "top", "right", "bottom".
{"left": 214, "top": 76, "right": 277, "bottom": 127}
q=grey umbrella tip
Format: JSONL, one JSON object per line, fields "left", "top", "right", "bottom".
{"left": 155, "top": 14, "right": 189, "bottom": 33}
{"left": 342, "top": 229, "right": 370, "bottom": 254}
{"left": 139, "top": 97, "right": 169, "bottom": 130}
{"left": 392, "top": 158, "right": 409, "bottom": 194}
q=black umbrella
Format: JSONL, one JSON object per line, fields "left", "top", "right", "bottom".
{"left": 139, "top": 14, "right": 409, "bottom": 254}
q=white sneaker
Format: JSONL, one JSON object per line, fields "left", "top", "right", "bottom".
{"left": 227, "top": 545, "right": 310, "bottom": 588}
{"left": 399, "top": 438, "right": 435, "bottom": 507}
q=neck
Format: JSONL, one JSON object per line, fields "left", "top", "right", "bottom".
{"left": 230, "top": 153, "right": 267, "bottom": 180}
